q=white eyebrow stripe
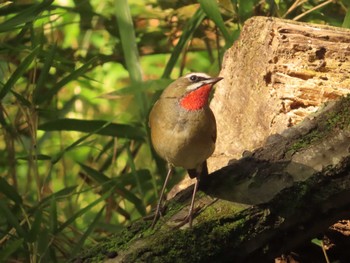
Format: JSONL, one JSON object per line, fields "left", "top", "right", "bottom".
{"left": 185, "top": 72, "right": 212, "bottom": 79}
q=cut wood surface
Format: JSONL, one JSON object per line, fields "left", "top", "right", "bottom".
{"left": 75, "top": 17, "right": 350, "bottom": 263}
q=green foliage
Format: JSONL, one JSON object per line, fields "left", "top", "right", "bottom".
{"left": 0, "top": 0, "right": 347, "bottom": 262}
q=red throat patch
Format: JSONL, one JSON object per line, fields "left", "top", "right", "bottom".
{"left": 180, "top": 84, "right": 212, "bottom": 111}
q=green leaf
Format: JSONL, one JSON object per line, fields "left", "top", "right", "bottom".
{"left": 27, "top": 210, "right": 43, "bottom": 242}
{"left": 0, "top": 46, "right": 40, "bottom": 100}
{"left": 0, "top": 200, "right": 26, "bottom": 238}
{"left": 35, "top": 57, "right": 97, "bottom": 105}
{"left": 343, "top": 7, "right": 350, "bottom": 28}
{"left": 33, "top": 44, "right": 57, "bottom": 104}
{"left": 79, "top": 163, "right": 110, "bottom": 185}
{"left": 115, "top": 0, "right": 146, "bottom": 119}
{"left": 199, "top": 0, "right": 234, "bottom": 46}
{"left": 79, "top": 163, "right": 145, "bottom": 215}
{"left": 0, "top": 238, "right": 23, "bottom": 261}
{"left": 0, "top": 0, "right": 54, "bottom": 32}
{"left": 37, "top": 186, "right": 77, "bottom": 209}
{"left": 0, "top": 177, "right": 22, "bottom": 205}
{"left": 71, "top": 206, "right": 105, "bottom": 256}
{"left": 17, "top": 154, "right": 52, "bottom": 161}
{"left": 162, "top": 8, "right": 206, "bottom": 78}
{"left": 55, "top": 188, "right": 114, "bottom": 234}
{"left": 11, "top": 90, "right": 32, "bottom": 107}
{"left": 49, "top": 196, "right": 58, "bottom": 234}
{"left": 38, "top": 118, "right": 146, "bottom": 140}
{"left": 115, "top": 0, "right": 142, "bottom": 83}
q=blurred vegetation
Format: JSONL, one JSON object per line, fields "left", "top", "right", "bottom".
{"left": 0, "top": 0, "right": 348, "bottom": 261}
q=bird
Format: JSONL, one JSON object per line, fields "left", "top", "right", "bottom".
{"left": 149, "top": 72, "right": 223, "bottom": 228}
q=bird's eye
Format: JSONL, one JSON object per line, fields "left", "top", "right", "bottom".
{"left": 189, "top": 75, "right": 198, "bottom": 82}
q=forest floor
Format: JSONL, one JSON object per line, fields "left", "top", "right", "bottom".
{"left": 277, "top": 220, "right": 350, "bottom": 263}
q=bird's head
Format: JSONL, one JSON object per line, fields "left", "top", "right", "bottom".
{"left": 161, "top": 73, "right": 223, "bottom": 111}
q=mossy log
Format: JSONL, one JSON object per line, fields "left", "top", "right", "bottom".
{"left": 75, "top": 97, "right": 350, "bottom": 263}
{"left": 75, "top": 17, "right": 350, "bottom": 263}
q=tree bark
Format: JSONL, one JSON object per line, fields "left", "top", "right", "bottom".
{"left": 75, "top": 17, "right": 350, "bottom": 263}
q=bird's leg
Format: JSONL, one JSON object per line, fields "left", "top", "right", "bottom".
{"left": 151, "top": 163, "right": 173, "bottom": 229}
{"left": 188, "top": 174, "right": 200, "bottom": 228}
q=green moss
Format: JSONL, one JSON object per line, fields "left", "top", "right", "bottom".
{"left": 289, "top": 95, "right": 350, "bottom": 153}
{"left": 73, "top": 220, "right": 150, "bottom": 262}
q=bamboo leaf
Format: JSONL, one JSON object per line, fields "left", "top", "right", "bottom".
{"left": 343, "top": 7, "right": 350, "bottom": 28}
{"left": 71, "top": 206, "right": 105, "bottom": 256}
{"left": 35, "top": 57, "right": 97, "bottom": 104}
{"left": 55, "top": 188, "right": 114, "bottom": 234}
{"left": 0, "top": 0, "right": 54, "bottom": 32}
{"left": 27, "top": 210, "right": 42, "bottom": 242}
{"left": 38, "top": 118, "right": 146, "bottom": 140}
{"left": 0, "top": 46, "right": 40, "bottom": 100}
{"left": 79, "top": 163, "right": 145, "bottom": 215}
{"left": 0, "top": 200, "right": 26, "bottom": 238}
{"left": 11, "top": 90, "right": 32, "bottom": 107}
{"left": 34, "top": 44, "right": 57, "bottom": 104}
{"left": 0, "top": 238, "right": 23, "bottom": 261}
{"left": 0, "top": 177, "right": 22, "bottom": 205}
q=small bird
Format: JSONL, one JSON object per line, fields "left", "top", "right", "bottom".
{"left": 149, "top": 72, "right": 223, "bottom": 228}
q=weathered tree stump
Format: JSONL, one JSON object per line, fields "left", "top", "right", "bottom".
{"left": 76, "top": 17, "right": 350, "bottom": 263}
{"left": 209, "top": 16, "right": 350, "bottom": 172}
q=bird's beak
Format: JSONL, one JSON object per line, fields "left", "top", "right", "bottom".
{"left": 186, "top": 76, "right": 224, "bottom": 91}
{"left": 203, "top": 77, "right": 223, "bottom": 86}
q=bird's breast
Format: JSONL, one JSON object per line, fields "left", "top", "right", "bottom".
{"left": 149, "top": 100, "right": 216, "bottom": 169}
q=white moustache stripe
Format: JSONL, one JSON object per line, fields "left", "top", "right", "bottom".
{"left": 186, "top": 79, "right": 215, "bottom": 91}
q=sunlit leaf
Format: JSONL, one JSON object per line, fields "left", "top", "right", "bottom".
{"left": 199, "top": 0, "right": 234, "bottom": 46}
{"left": 342, "top": 7, "right": 350, "bottom": 28}
{"left": 0, "top": 0, "right": 54, "bottom": 32}
{"left": 35, "top": 57, "right": 97, "bottom": 105}
{"left": 38, "top": 118, "right": 146, "bottom": 140}
{"left": 162, "top": 8, "right": 206, "bottom": 78}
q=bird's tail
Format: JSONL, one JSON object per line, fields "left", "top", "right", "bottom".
{"left": 187, "top": 161, "right": 208, "bottom": 179}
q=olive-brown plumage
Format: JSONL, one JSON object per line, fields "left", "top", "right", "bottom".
{"left": 149, "top": 73, "right": 222, "bottom": 228}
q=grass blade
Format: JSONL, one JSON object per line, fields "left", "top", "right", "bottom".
{"left": 199, "top": 0, "right": 233, "bottom": 46}
{"left": 115, "top": 0, "right": 141, "bottom": 83}
{"left": 162, "top": 8, "right": 206, "bottom": 78}
{"left": 115, "top": 0, "right": 146, "bottom": 118}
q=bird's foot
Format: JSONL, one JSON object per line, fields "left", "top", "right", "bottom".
{"left": 173, "top": 206, "right": 202, "bottom": 228}
{"left": 145, "top": 204, "right": 166, "bottom": 229}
